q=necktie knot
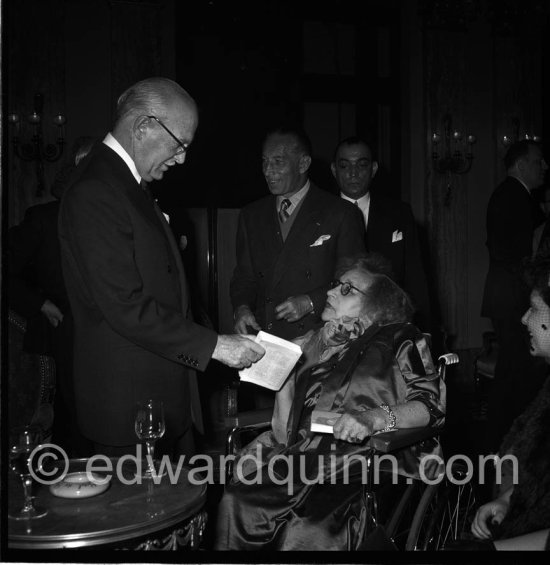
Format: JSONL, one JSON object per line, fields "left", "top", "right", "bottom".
{"left": 279, "top": 198, "right": 291, "bottom": 223}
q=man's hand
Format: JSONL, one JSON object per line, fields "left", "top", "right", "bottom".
{"left": 233, "top": 305, "right": 261, "bottom": 334}
{"left": 212, "top": 334, "right": 265, "bottom": 369}
{"left": 40, "top": 299, "right": 64, "bottom": 328}
{"left": 274, "top": 295, "right": 314, "bottom": 323}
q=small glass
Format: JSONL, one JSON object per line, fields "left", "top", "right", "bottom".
{"left": 134, "top": 399, "right": 166, "bottom": 479}
{"left": 9, "top": 426, "right": 48, "bottom": 520}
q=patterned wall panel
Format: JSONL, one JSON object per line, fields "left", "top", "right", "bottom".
{"left": 6, "top": 0, "right": 66, "bottom": 225}
{"left": 424, "top": 29, "right": 471, "bottom": 348}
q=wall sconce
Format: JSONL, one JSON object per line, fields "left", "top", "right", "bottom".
{"left": 501, "top": 117, "right": 541, "bottom": 147}
{"left": 431, "top": 113, "right": 476, "bottom": 204}
{"left": 8, "top": 93, "right": 66, "bottom": 196}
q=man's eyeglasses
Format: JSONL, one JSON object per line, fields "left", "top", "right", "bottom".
{"left": 330, "top": 279, "right": 367, "bottom": 296}
{"left": 146, "top": 115, "right": 188, "bottom": 156}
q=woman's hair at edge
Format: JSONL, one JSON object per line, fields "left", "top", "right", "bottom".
{"left": 524, "top": 254, "right": 550, "bottom": 308}
{"left": 336, "top": 254, "right": 415, "bottom": 325}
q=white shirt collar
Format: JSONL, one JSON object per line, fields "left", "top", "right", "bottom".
{"left": 103, "top": 132, "right": 141, "bottom": 185}
{"left": 277, "top": 179, "right": 310, "bottom": 210}
{"left": 340, "top": 190, "right": 370, "bottom": 227}
{"left": 509, "top": 173, "right": 531, "bottom": 194}
{"left": 340, "top": 191, "right": 370, "bottom": 207}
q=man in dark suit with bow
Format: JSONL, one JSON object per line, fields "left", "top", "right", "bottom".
{"left": 59, "top": 77, "right": 264, "bottom": 457}
{"left": 331, "top": 137, "right": 431, "bottom": 333}
{"left": 230, "top": 126, "right": 366, "bottom": 406}
{"left": 481, "top": 140, "right": 548, "bottom": 451}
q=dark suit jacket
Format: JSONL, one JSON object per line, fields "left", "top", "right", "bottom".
{"left": 230, "top": 184, "right": 366, "bottom": 341}
{"left": 481, "top": 176, "right": 545, "bottom": 320}
{"left": 9, "top": 201, "right": 70, "bottom": 354}
{"left": 366, "top": 193, "right": 431, "bottom": 329}
{"left": 58, "top": 143, "right": 218, "bottom": 445}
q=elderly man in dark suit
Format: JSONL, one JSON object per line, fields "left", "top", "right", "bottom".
{"left": 481, "top": 140, "right": 548, "bottom": 451}
{"left": 231, "top": 126, "right": 366, "bottom": 340}
{"left": 331, "top": 137, "right": 431, "bottom": 333}
{"left": 230, "top": 126, "right": 366, "bottom": 406}
{"left": 59, "top": 77, "right": 264, "bottom": 457}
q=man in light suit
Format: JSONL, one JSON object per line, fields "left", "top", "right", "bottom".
{"left": 230, "top": 127, "right": 366, "bottom": 406}
{"left": 481, "top": 140, "right": 548, "bottom": 451}
{"left": 59, "top": 77, "right": 264, "bottom": 457}
{"left": 331, "top": 137, "right": 431, "bottom": 332}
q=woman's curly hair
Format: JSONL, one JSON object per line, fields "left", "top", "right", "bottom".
{"left": 336, "top": 254, "right": 415, "bottom": 325}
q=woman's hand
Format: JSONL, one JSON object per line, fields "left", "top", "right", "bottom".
{"left": 332, "top": 410, "right": 382, "bottom": 443}
{"left": 471, "top": 498, "right": 509, "bottom": 540}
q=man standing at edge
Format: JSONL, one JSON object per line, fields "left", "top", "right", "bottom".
{"left": 59, "top": 77, "right": 264, "bottom": 458}
{"left": 481, "top": 139, "right": 548, "bottom": 452}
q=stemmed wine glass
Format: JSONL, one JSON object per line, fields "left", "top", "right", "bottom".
{"left": 9, "top": 426, "right": 48, "bottom": 520}
{"left": 134, "top": 399, "right": 166, "bottom": 479}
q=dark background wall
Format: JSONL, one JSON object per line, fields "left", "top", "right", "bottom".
{"left": 4, "top": 0, "right": 550, "bottom": 350}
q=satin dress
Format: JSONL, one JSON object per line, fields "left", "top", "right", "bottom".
{"left": 215, "top": 322, "right": 446, "bottom": 551}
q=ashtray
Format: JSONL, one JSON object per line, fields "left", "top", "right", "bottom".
{"left": 49, "top": 471, "right": 111, "bottom": 499}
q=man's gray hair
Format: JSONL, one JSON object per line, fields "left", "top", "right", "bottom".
{"left": 115, "top": 77, "right": 192, "bottom": 124}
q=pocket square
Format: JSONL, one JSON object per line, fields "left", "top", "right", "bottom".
{"left": 310, "top": 234, "right": 331, "bottom": 247}
{"left": 392, "top": 230, "right": 403, "bottom": 243}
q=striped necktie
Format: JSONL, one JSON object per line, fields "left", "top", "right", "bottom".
{"left": 279, "top": 198, "right": 291, "bottom": 223}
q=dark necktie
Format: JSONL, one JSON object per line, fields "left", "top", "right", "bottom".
{"left": 140, "top": 179, "right": 153, "bottom": 201}
{"left": 279, "top": 198, "right": 291, "bottom": 223}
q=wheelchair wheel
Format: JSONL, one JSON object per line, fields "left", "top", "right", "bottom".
{"left": 384, "top": 481, "right": 423, "bottom": 548}
{"left": 405, "top": 468, "right": 477, "bottom": 550}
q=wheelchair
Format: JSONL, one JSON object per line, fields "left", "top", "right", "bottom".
{"left": 223, "top": 352, "right": 478, "bottom": 551}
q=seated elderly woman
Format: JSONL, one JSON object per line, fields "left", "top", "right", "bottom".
{"left": 467, "top": 256, "right": 550, "bottom": 551}
{"left": 215, "top": 257, "right": 446, "bottom": 551}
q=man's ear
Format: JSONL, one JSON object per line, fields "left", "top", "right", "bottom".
{"left": 331, "top": 162, "right": 337, "bottom": 179}
{"left": 516, "top": 158, "right": 526, "bottom": 174}
{"left": 133, "top": 115, "right": 150, "bottom": 141}
{"left": 372, "top": 161, "right": 379, "bottom": 178}
{"left": 299, "top": 154, "right": 312, "bottom": 174}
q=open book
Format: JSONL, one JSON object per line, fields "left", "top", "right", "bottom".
{"left": 311, "top": 410, "right": 399, "bottom": 435}
{"left": 238, "top": 331, "right": 302, "bottom": 391}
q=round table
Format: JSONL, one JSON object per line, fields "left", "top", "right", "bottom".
{"left": 8, "top": 458, "right": 207, "bottom": 550}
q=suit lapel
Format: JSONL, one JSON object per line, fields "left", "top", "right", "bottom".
{"left": 270, "top": 186, "right": 323, "bottom": 289}
{"left": 100, "top": 145, "right": 189, "bottom": 313}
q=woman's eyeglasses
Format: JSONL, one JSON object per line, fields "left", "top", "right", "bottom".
{"left": 330, "top": 279, "right": 367, "bottom": 296}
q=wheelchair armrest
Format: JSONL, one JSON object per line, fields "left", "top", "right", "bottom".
{"left": 225, "top": 419, "right": 272, "bottom": 483}
{"left": 230, "top": 408, "right": 272, "bottom": 428}
{"left": 367, "top": 426, "right": 439, "bottom": 453}
{"left": 225, "top": 419, "right": 271, "bottom": 457}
